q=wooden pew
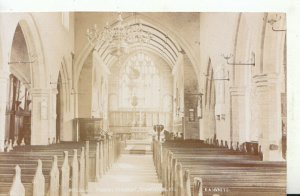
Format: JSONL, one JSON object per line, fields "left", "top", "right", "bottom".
{"left": 153, "top": 140, "right": 286, "bottom": 196}
{"left": 170, "top": 154, "right": 284, "bottom": 195}
{"left": 0, "top": 142, "right": 84, "bottom": 196}
{"left": 0, "top": 135, "right": 122, "bottom": 196}
{"left": 0, "top": 141, "right": 84, "bottom": 195}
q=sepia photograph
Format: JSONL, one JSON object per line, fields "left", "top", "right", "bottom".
{"left": 0, "top": 1, "right": 299, "bottom": 195}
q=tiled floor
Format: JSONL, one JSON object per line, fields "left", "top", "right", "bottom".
{"left": 84, "top": 154, "right": 163, "bottom": 196}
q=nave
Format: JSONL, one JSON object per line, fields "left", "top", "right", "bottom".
{"left": 85, "top": 154, "right": 162, "bottom": 196}
{"left": 0, "top": 137, "right": 287, "bottom": 196}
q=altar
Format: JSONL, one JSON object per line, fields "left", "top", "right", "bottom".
{"left": 130, "top": 127, "right": 152, "bottom": 139}
{"left": 109, "top": 110, "right": 172, "bottom": 140}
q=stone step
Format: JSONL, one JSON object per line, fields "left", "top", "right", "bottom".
{"left": 122, "top": 143, "right": 152, "bottom": 154}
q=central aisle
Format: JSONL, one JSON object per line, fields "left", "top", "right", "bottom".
{"left": 85, "top": 154, "right": 163, "bottom": 196}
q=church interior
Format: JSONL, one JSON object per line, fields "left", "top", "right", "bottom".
{"left": 0, "top": 12, "right": 287, "bottom": 195}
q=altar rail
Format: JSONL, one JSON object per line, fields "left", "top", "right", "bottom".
{"left": 109, "top": 111, "right": 172, "bottom": 127}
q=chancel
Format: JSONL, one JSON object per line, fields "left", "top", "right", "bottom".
{"left": 0, "top": 12, "right": 286, "bottom": 195}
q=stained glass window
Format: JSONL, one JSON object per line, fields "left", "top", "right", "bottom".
{"left": 119, "top": 53, "right": 160, "bottom": 109}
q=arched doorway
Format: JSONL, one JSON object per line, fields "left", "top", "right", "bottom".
{"left": 5, "top": 24, "right": 32, "bottom": 145}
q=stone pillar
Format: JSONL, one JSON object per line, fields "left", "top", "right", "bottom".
{"left": 214, "top": 65, "right": 226, "bottom": 139}
{"left": 253, "top": 74, "right": 283, "bottom": 161}
{"left": 30, "top": 88, "right": 52, "bottom": 145}
{"left": 229, "top": 86, "right": 247, "bottom": 149}
{"left": 49, "top": 88, "right": 58, "bottom": 143}
{"left": 172, "top": 53, "right": 184, "bottom": 134}
{"left": 0, "top": 73, "right": 9, "bottom": 151}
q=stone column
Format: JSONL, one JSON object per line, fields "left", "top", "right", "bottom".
{"left": 172, "top": 53, "right": 184, "bottom": 134}
{"left": 30, "top": 88, "right": 52, "bottom": 145}
{"left": 229, "top": 86, "right": 247, "bottom": 149}
{"left": 0, "top": 73, "right": 9, "bottom": 151}
{"left": 253, "top": 74, "right": 283, "bottom": 161}
{"left": 49, "top": 88, "right": 58, "bottom": 143}
{"left": 214, "top": 64, "right": 230, "bottom": 143}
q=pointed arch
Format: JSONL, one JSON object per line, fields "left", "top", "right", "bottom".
{"left": 55, "top": 55, "right": 72, "bottom": 141}
{"left": 0, "top": 14, "right": 47, "bottom": 89}
{"left": 74, "top": 13, "right": 201, "bottom": 91}
{"left": 16, "top": 16, "right": 47, "bottom": 89}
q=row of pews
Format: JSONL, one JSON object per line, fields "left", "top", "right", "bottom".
{"left": 153, "top": 140, "right": 286, "bottom": 196}
{"left": 0, "top": 136, "right": 122, "bottom": 196}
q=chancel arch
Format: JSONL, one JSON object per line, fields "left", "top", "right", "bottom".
{"left": 74, "top": 14, "right": 201, "bottom": 141}
{"left": 74, "top": 13, "right": 201, "bottom": 88}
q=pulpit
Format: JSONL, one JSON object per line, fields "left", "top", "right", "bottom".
{"left": 74, "top": 118, "right": 103, "bottom": 141}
